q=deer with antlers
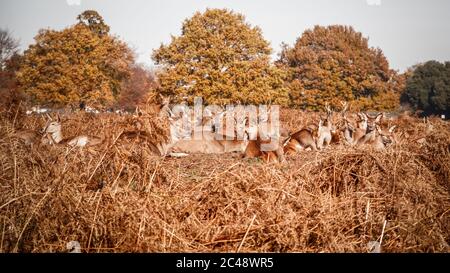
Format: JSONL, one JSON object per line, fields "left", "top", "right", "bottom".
{"left": 331, "top": 101, "right": 357, "bottom": 145}
{"left": 334, "top": 103, "right": 377, "bottom": 146}
{"left": 283, "top": 102, "right": 336, "bottom": 154}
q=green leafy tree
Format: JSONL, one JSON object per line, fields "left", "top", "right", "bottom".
{"left": 278, "top": 25, "right": 400, "bottom": 111}
{"left": 401, "top": 61, "right": 449, "bottom": 116}
{"left": 152, "top": 8, "right": 289, "bottom": 105}
{"left": 18, "top": 11, "right": 134, "bottom": 107}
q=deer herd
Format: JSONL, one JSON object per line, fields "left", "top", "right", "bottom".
{"left": 13, "top": 97, "right": 402, "bottom": 163}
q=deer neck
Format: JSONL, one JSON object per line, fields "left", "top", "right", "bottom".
{"left": 326, "top": 120, "right": 332, "bottom": 131}
{"left": 365, "top": 130, "right": 377, "bottom": 143}
{"left": 358, "top": 120, "right": 367, "bottom": 130}
{"left": 49, "top": 129, "right": 63, "bottom": 144}
{"left": 344, "top": 127, "right": 353, "bottom": 143}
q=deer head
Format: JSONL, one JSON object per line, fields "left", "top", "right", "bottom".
{"left": 376, "top": 124, "right": 397, "bottom": 146}
{"left": 43, "top": 114, "right": 61, "bottom": 134}
{"left": 366, "top": 113, "right": 384, "bottom": 133}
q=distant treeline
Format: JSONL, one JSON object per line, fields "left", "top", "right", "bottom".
{"left": 0, "top": 9, "right": 448, "bottom": 116}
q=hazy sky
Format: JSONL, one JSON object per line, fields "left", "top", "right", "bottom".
{"left": 1, "top": 0, "right": 449, "bottom": 72}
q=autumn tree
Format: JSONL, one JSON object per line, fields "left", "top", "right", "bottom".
{"left": 117, "top": 65, "right": 157, "bottom": 111}
{"left": 278, "top": 25, "right": 400, "bottom": 111}
{"left": 77, "top": 10, "right": 110, "bottom": 37}
{"left": 18, "top": 11, "right": 134, "bottom": 107}
{"left": 152, "top": 8, "right": 289, "bottom": 106}
{"left": 401, "top": 61, "right": 449, "bottom": 116}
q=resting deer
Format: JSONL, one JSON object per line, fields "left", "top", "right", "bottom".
{"left": 357, "top": 123, "right": 397, "bottom": 150}
{"left": 243, "top": 111, "right": 286, "bottom": 163}
{"left": 283, "top": 105, "right": 334, "bottom": 154}
{"left": 356, "top": 113, "right": 387, "bottom": 149}
{"left": 376, "top": 125, "right": 397, "bottom": 148}
{"left": 244, "top": 132, "right": 285, "bottom": 163}
{"left": 340, "top": 117, "right": 356, "bottom": 145}
{"left": 283, "top": 127, "right": 318, "bottom": 155}
{"left": 336, "top": 111, "right": 370, "bottom": 146}
{"left": 42, "top": 115, "right": 103, "bottom": 147}
{"left": 331, "top": 101, "right": 353, "bottom": 145}
{"left": 141, "top": 94, "right": 173, "bottom": 118}
{"left": 13, "top": 129, "right": 42, "bottom": 147}
{"left": 349, "top": 113, "right": 371, "bottom": 145}
{"left": 168, "top": 113, "right": 249, "bottom": 156}
{"left": 169, "top": 132, "right": 248, "bottom": 155}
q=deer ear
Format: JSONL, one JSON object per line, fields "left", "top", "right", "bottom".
{"left": 375, "top": 113, "right": 384, "bottom": 123}
{"left": 56, "top": 114, "right": 61, "bottom": 122}
{"left": 389, "top": 125, "right": 397, "bottom": 133}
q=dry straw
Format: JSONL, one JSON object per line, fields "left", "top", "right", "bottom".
{"left": 0, "top": 108, "right": 449, "bottom": 253}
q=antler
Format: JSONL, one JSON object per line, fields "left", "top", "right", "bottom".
{"left": 324, "top": 102, "right": 332, "bottom": 117}
{"left": 357, "top": 112, "right": 367, "bottom": 121}
{"left": 45, "top": 113, "right": 53, "bottom": 121}
{"left": 340, "top": 101, "right": 349, "bottom": 114}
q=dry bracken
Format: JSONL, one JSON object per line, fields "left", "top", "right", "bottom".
{"left": 0, "top": 109, "right": 449, "bottom": 253}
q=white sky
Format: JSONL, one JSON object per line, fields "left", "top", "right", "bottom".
{"left": 1, "top": 0, "right": 449, "bottom": 72}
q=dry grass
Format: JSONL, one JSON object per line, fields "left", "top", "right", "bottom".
{"left": 0, "top": 108, "right": 449, "bottom": 253}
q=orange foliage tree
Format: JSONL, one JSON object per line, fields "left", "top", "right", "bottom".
{"left": 18, "top": 11, "right": 134, "bottom": 108}
{"left": 278, "top": 25, "right": 401, "bottom": 111}
{"left": 152, "top": 8, "right": 289, "bottom": 106}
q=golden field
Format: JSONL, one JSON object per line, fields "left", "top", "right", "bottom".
{"left": 0, "top": 108, "right": 449, "bottom": 253}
